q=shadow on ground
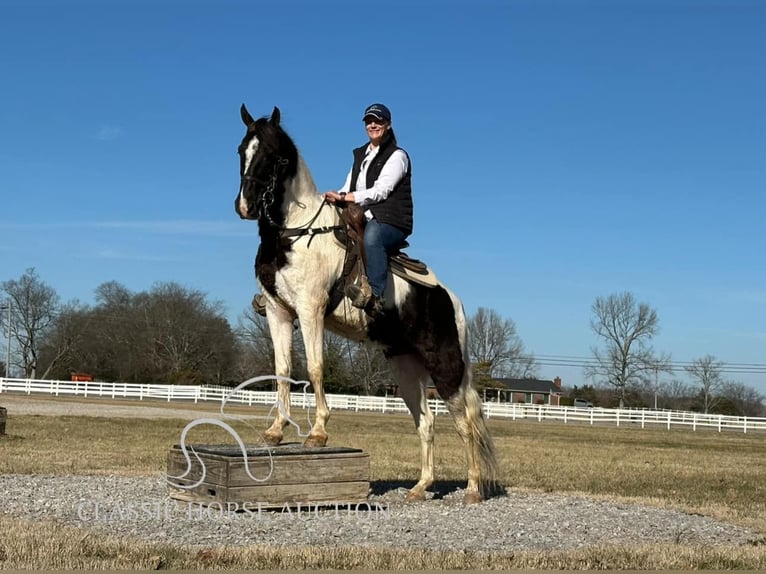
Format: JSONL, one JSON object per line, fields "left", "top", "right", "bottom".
{"left": 370, "top": 479, "right": 507, "bottom": 500}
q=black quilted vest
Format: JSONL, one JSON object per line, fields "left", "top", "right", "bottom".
{"left": 349, "top": 136, "right": 413, "bottom": 235}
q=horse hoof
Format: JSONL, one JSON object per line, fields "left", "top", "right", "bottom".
{"left": 463, "top": 491, "right": 483, "bottom": 505}
{"left": 262, "top": 433, "right": 282, "bottom": 447}
{"left": 405, "top": 490, "right": 426, "bottom": 502}
{"left": 303, "top": 434, "right": 328, "bottom": 448}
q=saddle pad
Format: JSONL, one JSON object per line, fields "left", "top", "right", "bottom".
{"left": 390, "top": 254, "right": 439, "bottom": 288}
{"left": 391, "top": 252, "right": 427, "bottom": 273}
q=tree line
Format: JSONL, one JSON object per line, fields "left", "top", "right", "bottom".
{"left": 0, "top": 269, "right": 763, "bottom": 415}
{"left": 580, "top": 291, "right": 764, "bottom": 416}
{"left": 0, "top": 269, "right": 537, "bottom": 394}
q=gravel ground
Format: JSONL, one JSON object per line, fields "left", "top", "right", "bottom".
{"left": 0, "top": 474, "right": 757, "bottom": 552}
{"left": 0, "top": 394, "right": 759, "bottom": 552}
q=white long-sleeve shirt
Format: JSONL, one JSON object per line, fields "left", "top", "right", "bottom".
{"left": 337, "top": 144, "right": 409, "bottom": 206}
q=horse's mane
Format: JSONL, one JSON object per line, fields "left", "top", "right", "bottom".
{"left": 248, "top": 115, "right": 299, "bottom": 181}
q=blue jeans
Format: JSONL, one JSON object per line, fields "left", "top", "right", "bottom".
{"left": 364, "top": 218, "right": 407, "bottom": 297}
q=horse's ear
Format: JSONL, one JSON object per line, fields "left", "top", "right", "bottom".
{"left": 270, "top": 106, "right": 281, "bottom": 127}
{"left": 241, "top": 104, "right": 255, "bottom": 127}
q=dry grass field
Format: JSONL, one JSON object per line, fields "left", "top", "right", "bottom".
{"left": 1, "top": 393, "right": 766, "bottom": 570}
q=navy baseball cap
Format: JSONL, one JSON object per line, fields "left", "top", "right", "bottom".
{"left": 363, "top": 103, "right": 391, "bottom": 122}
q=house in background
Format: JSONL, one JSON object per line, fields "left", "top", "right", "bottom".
{"left": 389, "top": 376, "right": 563, "bottom": 405}
{"left": 483, "top": 377, "right": 563, "bottom": 406}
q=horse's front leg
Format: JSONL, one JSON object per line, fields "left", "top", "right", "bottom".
{"left": 297, "top": 308, "right": 329, "bottom": 447}
{"left": 263, "top": 300, "right": 295, "bottom": 446}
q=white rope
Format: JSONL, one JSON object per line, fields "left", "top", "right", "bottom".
{"left": 165, "top": 375, "right": 312, "bottom": 490}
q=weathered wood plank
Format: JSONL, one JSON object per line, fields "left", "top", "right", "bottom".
{"left": 166, "top": 444, "right": 371, "bottom": 508}
{"left": 167, "top": 448, "right": 370, "bottom": 487}
{"left": 227, "top": 456, "right": 369, "bottom": 486}
{"left": 180, "top": 442, "right": 363, "bottom": 457}
{"left": 167, "top": 451, "right": 230, "bottom": 485}
{"left": 168, "top": 480, "right": 370, "bottom": 508}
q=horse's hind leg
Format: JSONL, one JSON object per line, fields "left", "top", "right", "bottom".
{"left": 263, "top": 301, "right": 295, "bottom": 446}
{"left": 424, "top": 339, "right": 498, "bottom": 503}
{"left": 392, "top": 353, "right": 434, "bottom": 502}
{"left": 412, "top": 289, "right": 498, "bottom": 504}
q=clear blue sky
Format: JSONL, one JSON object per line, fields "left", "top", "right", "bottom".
{"left": 1, "top": 0, "right": 764, "bottom": 393}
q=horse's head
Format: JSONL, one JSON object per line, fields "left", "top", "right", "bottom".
{"left": 235, "top": 104, "right": 298, "bottom": 224}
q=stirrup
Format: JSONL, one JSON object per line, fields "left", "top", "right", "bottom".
{"left": 252, "top": 293, "right": 267, "bottom": 317}
{"left": 345, "top": 279, "right": 372, "bottom": 309}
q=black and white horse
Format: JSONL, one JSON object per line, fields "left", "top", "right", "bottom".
{"left": 234, "top": 105, "right": 497, "bottom": 503}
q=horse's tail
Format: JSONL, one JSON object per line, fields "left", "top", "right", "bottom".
{"left": 461, "top": 362, "right": 500, "bottom": 496}
{"left": 450, "top": 295, "right": 500, "bottom": 498}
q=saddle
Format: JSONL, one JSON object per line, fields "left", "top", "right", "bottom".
{"left": 334, "top": 202, "right": 439, "bottom": 291}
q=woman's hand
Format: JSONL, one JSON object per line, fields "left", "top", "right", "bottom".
{"left": 324, "top": 191, "right": 353, "bottom": 204}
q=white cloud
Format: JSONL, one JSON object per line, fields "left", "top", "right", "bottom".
{"left": 95, "top": 125, "right": 123, "bottom": 141}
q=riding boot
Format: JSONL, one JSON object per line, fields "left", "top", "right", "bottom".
{"left": 364, "top": 295, "right": 385, "bottom": 319}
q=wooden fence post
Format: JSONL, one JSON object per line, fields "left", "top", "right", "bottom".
{"left": 0, "top": 406, "right": 7, "bottom": 436}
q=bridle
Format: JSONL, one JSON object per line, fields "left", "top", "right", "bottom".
{"left": 240, "top": 155, "right": 289, "bottom": 228}
{"left": 241, "top": 153, "right": 342, "bottom": 244}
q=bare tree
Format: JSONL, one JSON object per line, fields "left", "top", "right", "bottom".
{"left": 349, "top": 342, "right": 393, "bottom": 396}
{"left": 139, "top": 282, "right": 231, "bottom": 384}
{"left": 1, "top": 268, "right": 60, "bottom": 378}
{"left": 37, "top": 300, "right": 89, "bottom": 380}
{"left": 234, "top": 305, "right": 307, "bottom": 388}
{"left": 646, "top": 357, "right": 676, "bottom": 409}
{"left": 321, "top": 330, "right": 359, "bottom": 393}
{"left": 138, "top": 282, "right": 238, "bottom": 385}
{"left": 656, "top": 378, "right": 695, "bottom": 411}
{"left": 585, "top": 292, "right": 669, "bottom": 408}
{"left": 684, "top": 354, "right": 725, "bottom": 414}
{"left": 40, "top": 281, "right": 239, "bottom": 385}
{"left": 720, "top": 381, "right": 765, "bottom": 417}
{"left": 467, "top": 307, "right": 537, "bottom": 381}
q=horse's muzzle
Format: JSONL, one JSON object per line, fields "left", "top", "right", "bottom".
{"left": 235, "top": 190, "right": 259, "bottom": 220}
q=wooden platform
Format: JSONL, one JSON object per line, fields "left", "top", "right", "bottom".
{"left": 167, "top": 443, "right": 370, "bottom": 508}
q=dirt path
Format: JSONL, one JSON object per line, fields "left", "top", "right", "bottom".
{"left": 0, "top": 392, "right": 264, "bottom": 420}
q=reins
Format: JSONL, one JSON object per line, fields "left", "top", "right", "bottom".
{"left": 254, "top": 156, "right": 363, "bottom": 317}
{"left": 278, "top": 200, "right": 342, "bottom": 247}
{"left": 252, "top": 155, "right": 342, "bottom": 246}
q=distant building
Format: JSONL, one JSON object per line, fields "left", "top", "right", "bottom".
{"left": 483, "top": 377, "right": 563, "bottom": 405}
{"left": 386, "top": 376, "right": 563, "bottom": 405}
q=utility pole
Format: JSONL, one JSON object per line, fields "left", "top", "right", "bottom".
{"left": 654, "top": 363, "right": 659, "bottom": 410}
{"left": 0, "top": 301, "right": 10, "bottom": 378}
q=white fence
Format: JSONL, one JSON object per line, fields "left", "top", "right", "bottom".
{"left": 1, "top": 376, "right": 765, "bottom": 434}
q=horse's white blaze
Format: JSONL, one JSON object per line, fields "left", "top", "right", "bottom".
{"left": 236, "top": 136, "right": 261, "bottom": 217}
{"left": 244, "top": 136, "right": 259, "bottom": 173}
{"left": 237, "top": 189, "right": 249, "bottom": 216}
